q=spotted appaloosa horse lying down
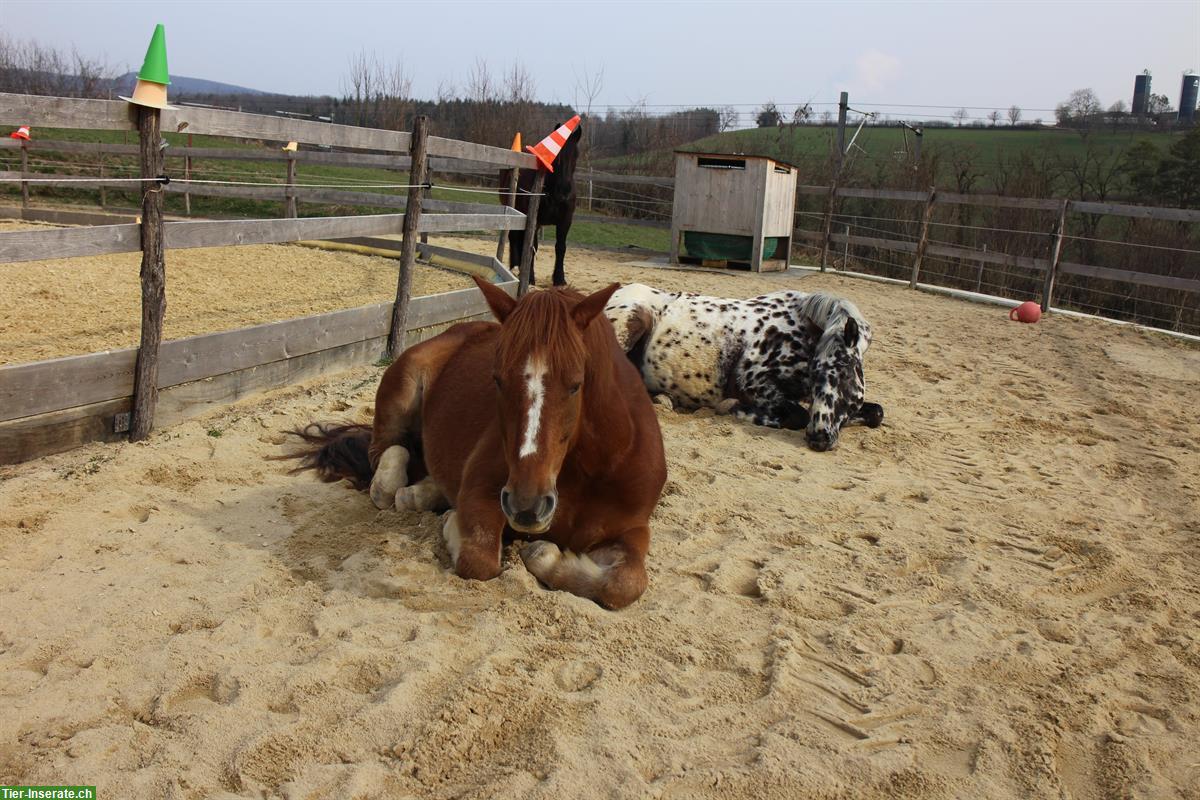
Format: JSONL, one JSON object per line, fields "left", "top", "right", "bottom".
{"left": 604, "top": 284, "right": 885, "bottom": 451}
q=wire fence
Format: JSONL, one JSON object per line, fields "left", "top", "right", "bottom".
{"left": 3, "top": 138, "right": 1197, "bottom": 336}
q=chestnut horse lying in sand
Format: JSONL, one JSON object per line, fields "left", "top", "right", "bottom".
{"left": 292, "top": 277, "right": 667, "bottom": 609}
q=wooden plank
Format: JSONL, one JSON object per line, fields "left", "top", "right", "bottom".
{"left": 167, "top": 182, "right": 288, "bottom": 201}
{"left": 418, "top": 213, "right": 526, "bottom": 232}
{"left": 0, "top": 286, "right": 494, "bottom": 423}
{"left": 831, "top": 232, "right": 917, "bottom": 254}
{"left": 0, "top": 139, "right": 137, "bottom": 156}
{"left": 0, "top": 223, "right": 141, "bottom": 262}
{"left": 936, "top": 192, "right": 1062, "bottom": 211}
{"left": 164, "top": 214, "right": 404, "bottom": 248}
{"left": 426, "top": 135, "right": 536, "bottom": 169}
{"left": 0, "top": 93, "right": 135, "bottom": 131}
{"left": 0, "top": 205, "right": 134, "bottom": 225}
{"left": 925, "top": 241, "right": 1047, "bottom": 271}
{"left": 161, "top": 105, "right": 411, "bottom": 152}
{"left": 839, "top": 187, "right": 929, "bottom": 203}
{"left": 1068, "top": 200, "right": 1200, "bottom": 223}
{"left": 0, "top": 312, "right": 498, "bottom": 465}
{"left": 0, "top": 397, "right": 130, "bottom": 464}
{"left": 0, "top": 349, "right": 138, "bottom": 423}
{"left": 796, "top": 184, "right": 828, "bottom": 196}
{"left": 0, "top": 211, "right": 522, "bottom": 258}
{"left": 1057, "top": 262, "right": 1200, "bottom": 293}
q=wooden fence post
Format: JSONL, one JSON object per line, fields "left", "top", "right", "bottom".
{"left": 1041, "top": 198, "right": 1070, "bottom": 313}
{"left": 284, "top": 153, "right": 297, "bottom": 219}
{"left": 496, "top": 167, "right": 519, "bottom": 262}
{"left": 518, "top": 170, "right": 546, "bottom": 297}
{"left": 20, "top": 141, "right": 29, "bottom": 209}
{"left": 819, "top": 181, "right": 837, "bottom": 271}
{"left": 910, "top": 188, "right": 937, "bottom": 288}
{"left": 129, "top": 105, "right": 167, "bottom": 441}
{"left": 184, "top": 133, "right": 192, "bottom": 216}
{"left": 387, "top": 115, "right": 430, "bottom": 360}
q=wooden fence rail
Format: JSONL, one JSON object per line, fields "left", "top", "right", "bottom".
{"left": 0, "top": 92, "right": 530, "bottom": 457}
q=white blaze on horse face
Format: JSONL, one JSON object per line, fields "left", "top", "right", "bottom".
{"left": 519, "top": 356, "right": 548, "bottom": 458}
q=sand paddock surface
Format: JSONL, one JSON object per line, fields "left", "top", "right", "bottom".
{"left": 0, "top": 221, "right": 471, "bottom": 366}
{"left": 1, "top": 237, "right": 1198, "bottom": 799}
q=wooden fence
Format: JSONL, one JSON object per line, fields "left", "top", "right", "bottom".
{"left": 0, "top": 92, "right": 539, "bottom": 464}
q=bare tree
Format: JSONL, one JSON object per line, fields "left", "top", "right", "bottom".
{"left": 987, "top": 110, "right": 1001, "bottom": 127}
{"left": 1055, "top": 88, "right": 1102, "bottom": 128}
{"left": 718, "top": 105, "right": 739, "bottom": 132}
{"left": 0, "top": 32, "right": 118, "bottom": 98}
{"left": 952, "top": 107, "right": 969, "bottom": 127}
{"left": 1007, "top": 105, "right": 1022, "bottom": 126}
{"left": 572, "top": 64, "right": 603, "bottom": 164}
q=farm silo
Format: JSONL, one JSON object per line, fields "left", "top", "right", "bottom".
{"left": 1180, "top": 72, "right": 1199, "bottom": 123}
{"left": 1132, "top": 70, "right": 1152, "bottom": 116}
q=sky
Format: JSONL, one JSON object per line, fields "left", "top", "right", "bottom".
{"left": 3, "top": 0, "right": 1198, "bottom": 124}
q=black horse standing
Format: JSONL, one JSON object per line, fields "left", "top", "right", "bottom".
{"left": 500, "top": 121, "right": 582, "bottom": 287}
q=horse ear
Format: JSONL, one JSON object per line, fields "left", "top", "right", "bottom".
{"left": 572, "top": 283, "right": 621, "bottom": 331}
{"left": 843, "top": 317, "right": 860, "bottom": 347}
{"left": 472, "top": 275, "right": 516, "bottom": 322}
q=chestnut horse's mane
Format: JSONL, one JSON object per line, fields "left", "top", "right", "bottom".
{"left": 496, "top": 287, "right": 589, "bottom": 374}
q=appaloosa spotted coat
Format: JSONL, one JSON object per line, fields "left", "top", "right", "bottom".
{"left": 605, "top": 284, "right": 884, "bottom": 451}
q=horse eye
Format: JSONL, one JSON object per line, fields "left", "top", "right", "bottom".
{"left": 493, "top": 376, "right": 502, "bottom": 389}
{"left": 569, "top": 382, "right": 581, "bottom": 395}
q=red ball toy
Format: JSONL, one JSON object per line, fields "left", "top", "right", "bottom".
{"left": 1009, "top": 301, "right": 1041, "bottom": 323}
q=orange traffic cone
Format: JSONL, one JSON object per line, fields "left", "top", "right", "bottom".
{"left": 526, "top": 115, "right": 580, "bottom": 172}
{"left": 510, "top": 132, "right": 522, "bottom": 152}
{"left": 10, "top": 125, "right": 31, "bottom": 141}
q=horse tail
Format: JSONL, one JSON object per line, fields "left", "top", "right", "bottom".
{"left": 281, "top": 422, "right": 375, "bottom": 491}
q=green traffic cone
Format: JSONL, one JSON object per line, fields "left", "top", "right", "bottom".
{"left": 137, "top": 24, "right": 171, "bottom": 86}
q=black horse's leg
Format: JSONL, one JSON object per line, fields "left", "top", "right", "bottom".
{"left": 508, "top": 229, "right": 523, "bottom": 272}
{"left": 552, "top": 211, "right": 573, "bottom": 287}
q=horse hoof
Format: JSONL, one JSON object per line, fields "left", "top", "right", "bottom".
{"left": 369, "top": 445, "right": 409, "bottom": 509}
{"left": 714, "top": 398, "right": 738, "bottom": 415}
{"left": 521, "top": 539, "right": 561, "bottom": 577}
{"left": 653, "top": 394, "right": 675, "bottom": 411}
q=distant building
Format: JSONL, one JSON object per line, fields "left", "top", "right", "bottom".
{"left": 1133, "top": 70, "right": 1152, "bottom": 116}
{"left": 1181, "top": 72, "right": 1199, "bottom": 124}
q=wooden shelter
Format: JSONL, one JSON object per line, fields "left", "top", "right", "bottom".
{"left": 669, "top": 151, "right": 798, "bottom": 272}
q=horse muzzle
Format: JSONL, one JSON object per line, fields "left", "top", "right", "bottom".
{"left": 500, "top": 487, "right": 558, "bottom": 533}
{"left": 806, "top": 428, "right": 838, "bottom": 452}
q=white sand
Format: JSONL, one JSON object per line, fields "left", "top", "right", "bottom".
{"left": 1, "top": 239, "right": 1197, "bottom": 798}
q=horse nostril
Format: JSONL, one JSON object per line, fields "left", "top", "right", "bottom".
{"left": 500, "top": 488, "right": 514, "bottom": 518}
{"left": 540, "top": 493, "right": 558, "bottom": 520}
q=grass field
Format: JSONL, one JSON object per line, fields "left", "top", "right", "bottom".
{"left": 600, "top": 125, "right": 1186, "bottom": 185}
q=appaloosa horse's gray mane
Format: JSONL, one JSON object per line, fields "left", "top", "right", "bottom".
{"left": 605, "top": 284, "right": 884, "bottom": 451}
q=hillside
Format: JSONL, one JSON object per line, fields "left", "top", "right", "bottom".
{"left": 114, "top": 72, "right": 267, "bottom": 96}
{"left": 598, "top": 125, "right": 1186, "bottom": 190}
